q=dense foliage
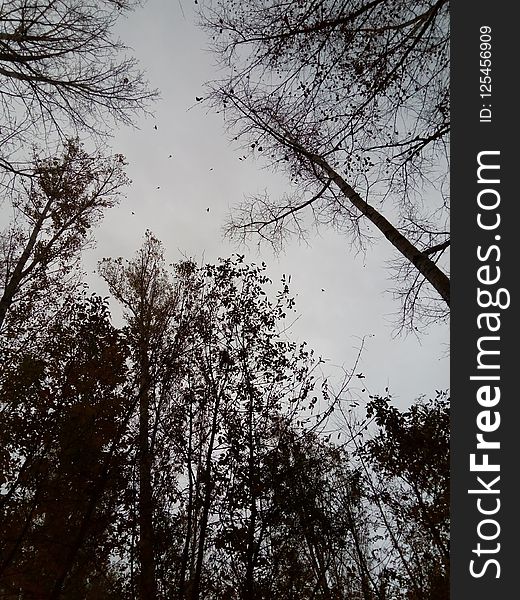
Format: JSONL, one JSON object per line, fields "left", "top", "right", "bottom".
{"left": 1, "top": 233, "right": 449, "bottom": 599}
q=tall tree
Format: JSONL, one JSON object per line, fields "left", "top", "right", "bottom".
{"left": 199, "top": 0, "right": 450, "bottom": 330}
{"left": 99, "top": 245, "right": 331, "bottom": 599}
{"left": 1, "top": 225, "right": 450, "bottom": 598}
{"left": 99, "top": 231, "right": 184, "bottom": 600}
{"left": 173, "top": 257, "right": 318, "bottom": 600}
{"left": 0, "top": 140, "right": 128, "bottom": 337}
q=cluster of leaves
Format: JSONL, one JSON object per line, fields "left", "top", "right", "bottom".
{"left": 0, "top": 294, "right": 130, "bottom": 598}
{"left": 0, "top": 141, "right": 129, "bottom": 342}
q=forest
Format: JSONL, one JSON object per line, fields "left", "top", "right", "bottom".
{"left": 0, "top": 1, "right": 449, "bottom": 598}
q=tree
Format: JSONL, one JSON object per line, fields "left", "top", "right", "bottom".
{"left": 99, "top": 231, "right": 183, "bottom": 600}
{"left": 99, "top": 243, "right": 332, "bottom": 600}
{"left": 355, "top": 390, "right": 450, "bottom": 600}
{"left": 0, "top": 140, "right": 128, "bottom": 338}
{"left": 174, "top": 257, "right": 318, "bottom": 600}
{"left": 0, "top": 293, "right": 130, "bottom": 598}
{"left": 1, "top": 220, "right": 450, "bottom": 597}
{"left": 199, "top": 0, "right": 450, "bottom": 331}
{"left": 0, "top": 0, "right": 153, "bottom": 341}
{"left": 0, "top": 0, "right": 156, "bottom": 177}
{"left": 226, "top": 422, "right": 375, "bottom": 600}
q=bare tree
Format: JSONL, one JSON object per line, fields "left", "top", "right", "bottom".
{"left": 199, "top": 0, "right": 450, "bottom": 331}
{"left": 0, "top": 0, "right": 157, "bottom": 176}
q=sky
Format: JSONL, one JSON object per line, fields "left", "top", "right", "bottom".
{"left": 82, "top": 0, "right": 449, "bottom": 409}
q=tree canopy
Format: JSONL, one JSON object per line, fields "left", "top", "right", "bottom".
{"left": 1, "top": 231, "right": 449, "bottom": 599}
{"left": 0, "top": 2, "right": 449, "bottom": 598}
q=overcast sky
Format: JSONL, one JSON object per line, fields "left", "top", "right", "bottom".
{"left": 82, "top": 0, "right": 449, "bottom": 409}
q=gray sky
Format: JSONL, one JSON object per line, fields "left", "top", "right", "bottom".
{"left": 82, "top": 0, "right": 449, "bottom": 408}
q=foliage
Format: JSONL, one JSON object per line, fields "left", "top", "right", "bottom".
{"left": 0, "top": 227, "right": 450, "bottom": 599}
{"left": 359, "top": 390, "right": 450, "bottom": 600}
{"left": 0, "top": 293, "right": 130, "bottom": 598}
{"left": 0, "top": 1, "right": 449, "bottom": 595}
{"left": 0, "top": 140, "right": 129, "bottom": 340}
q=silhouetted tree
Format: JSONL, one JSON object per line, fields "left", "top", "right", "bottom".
{"left": 1, "top": 229, "right": 450, "bottom": 599}
{"left": 0, "top": 0, "right": 156, "bottom": 177}
{"left": 0, "top": 140, "right": 128, "bottom": 339}
{"left": 199, "top": 0, "right": 450, "bottom": 330}
{"left": 360, "top": 390, "right": 450, "bottom": 600}
{"left": 0, "top": 293, "right": 130, "bottom": 598}
{"left": 100, "top": 232, "right": 183, "bottom": 600}
{"left": 176, "top": 257, "right": 317, "bottom": 600}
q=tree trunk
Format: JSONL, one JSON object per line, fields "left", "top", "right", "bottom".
{"left": 137, "top": 345, "right": 157, "bottom": 600}
{"left": 243, "top": 380, "right": 257, "bottom": 600}
{"left": 178, "top": 400, "right": 195, "bottom": 600}
{"left": 0, "top": 199, "right": 51, "bottom": 330}
{"left": 191, "top": 379, "right": 223, "bottom": 600}
{"left": 305, "top": 149, "right": 450, "bottom": 306}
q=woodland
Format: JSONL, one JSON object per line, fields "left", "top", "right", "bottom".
{"left": 0, "top": 1, "right": 449, "bottom": 598}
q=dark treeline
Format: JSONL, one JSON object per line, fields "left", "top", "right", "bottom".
{"left": 1, "top": 230, "right": 449, "bottom": 599}
{"left": 0, "top": 1, "right": 449, "bottom": 598}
